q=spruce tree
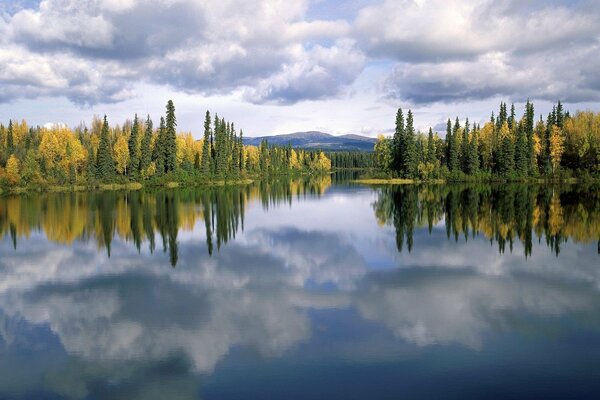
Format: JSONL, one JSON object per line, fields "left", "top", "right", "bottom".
{"left": 165, "top": 100, "right": 177, "bottom": 173}
{"left": 445, "top": 119, "right": 452, "bottom": 168}
{"left": 393, "top": 108, "right": 404, "bottom": 173}
{"left": 201, "top": 110, "right": 212, "bottom": 176}
{"left": 403, "top": 110, "right": 417, "bottom": 178}
{"left": 128, "top": 114, "right": 140, "bottom": 179}
{"left": 525, "top": 100, "right": 535, "bottom": 174}
{"left": 153, "top": 117, "right": 166, "bottom": 175}
{"left": 461, "top": 118, "right": 469, "bottom": 173}
{"left": 515, "top": 121, "right": 529, "bottom": 176}
{"left": 96, "top": 115, "right": 115, "bottom": 181}
{"left": 6, "top": 120, "right": 13, "bottom": 154}
{"left": 140, "top": 115, "right": 153, "bottom": 176}
{"left": 427, "top": 127, "right": 436, "bottom": 165}
{"left": 449, "top": 118, "right": 460, "bottom": 171}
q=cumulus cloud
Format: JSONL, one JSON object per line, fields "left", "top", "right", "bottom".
{"left": 357, "top": 0, "right": 600, "bottom": 104}
{"left": 0, "top": 0, "right": 365, "bottom": 105}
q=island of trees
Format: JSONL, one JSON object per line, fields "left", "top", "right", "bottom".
{"left": 0, "top": 100, "right": 332, "bottom": 192}
{"left": 373, "top": 101, "right": 600, "bottom": 181}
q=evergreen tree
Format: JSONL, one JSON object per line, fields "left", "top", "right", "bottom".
{"left": 448, "top": 118, "right": 460, "bottom": 171}
{"left": 165, "top": 100, "right": 177, "bottom": 173}
{"left": 393, "top": 108, "right": 404, "bottom": 172}
{"left": 128, "top": 114, "right": 140, "bottom": 179}
{"left": 7, "top": 120, "right": 13, "bottom": 154}
{"left": 96, "top": 115, "right": 115, "bottom": 181}
{"left": 153, "top": 117, "right": 166, "bottom": 175}
{"left": 525, "top": 100, "right": 535, "bottom": 174}
{"left": 402, "top": 110, "right": 417, "bottom": 178}
{"left": 515, "top": 121, "right": 529, "bottom": 176}
{"left": 445, "top": 119, "right": 452, "bottom": 168}
{"left": 140, "top": 115, "right": 153, "bottom": 176}
{"left": 427, "top": 127, "right": 436, "bottom": 165}
{"left": 460, "top": 118, "right": 469, "bottom": 173}
{"left": 201, "top": 110, "right": 212, "bottom": 176}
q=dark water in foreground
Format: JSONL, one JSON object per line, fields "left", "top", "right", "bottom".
{"left": 0, "top": 178, "right": 599, "bottom": 399}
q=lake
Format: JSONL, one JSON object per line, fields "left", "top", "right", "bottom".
{"left": 0, "top": 178, "right": 599, "bottom": 399}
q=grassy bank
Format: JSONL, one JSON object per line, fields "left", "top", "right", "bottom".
{"left": 0, "top": 179, "right": 254, "bottom": 196}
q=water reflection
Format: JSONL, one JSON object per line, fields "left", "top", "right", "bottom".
{"left": 374, "top": 183, "right": 600, "bottom": 256}
{"left": 0, "top": 176, "right": 332, "bottom": 266}
{"left": 0, "top": 181, "right": 599, "bottom": 399}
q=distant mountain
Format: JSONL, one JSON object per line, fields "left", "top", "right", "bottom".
{"left": 243, "top": 131, "right": 376, "bottom": 151}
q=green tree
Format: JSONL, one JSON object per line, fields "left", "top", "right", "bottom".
{"left": 7, "top": 120, "right": 14, "bottom": 154}
{"left": 128, "top": 114, "right": 140, "bottom": 179}
{"left": 393, "top": 108, "right": 404, "bottom": 172}
{"left": 140, "top": 115, "right": 153, "bottom": 176}
{"left": 515, "top": 121, "right": 529, "bottom": 176}
{"left": 427, "top": 127, "right": 436, "bottom": 165}
{"left": 153, "top": 116, "right": 166, "bottom": 175}
{"left": 96, "top": 115, "right": 115, "bottom": 181}
{"left": 165, "top": 100, "right": 177, "bottom": 172}
{"left": 200, "top": 110, "right": 212, "bottom": 176}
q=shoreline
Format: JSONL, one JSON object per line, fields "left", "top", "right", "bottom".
{"left": 0, "top": 179, "right": 255, "bottom": 196}
{"left": 352, "top": 177, "right": 597, "bottom": 185}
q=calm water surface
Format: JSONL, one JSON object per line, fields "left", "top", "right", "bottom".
{"left": 0, "top": 178, "right": 599, "bottom": 399}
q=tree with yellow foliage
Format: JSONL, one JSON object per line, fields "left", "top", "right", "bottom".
{"left": 5, "top": 154, "right": 20, "bottom": 184}
{"left": 549, "top": 125, "right": 564, "bottom": 174}
{"left": 114, "top": 134, "right": 129, "bottom": 175}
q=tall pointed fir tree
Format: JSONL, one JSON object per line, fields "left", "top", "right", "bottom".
{"left": 153, "top": 116, "right": 166, "bottom": 175}
{"left": 140, "top": 115, "right": 153, "bottom": 176}
{"left": 128, "top": 114, "right": 140, "bottom": 179}
{"left": 165, "top": 100, "right": 177, "bottom": 173}
{"left": 6, "top": 120, "right": 13, "bottom": 155}
{"left": 525, "top": 100, "right": 535, "bottom": 174}
{"left": 445, "top": 118, "right": 453, "bottom": 169}
{"left": 393, "top": 108, "right": 404, "bottom": 173}
{"left": 239, "top": 129, "right": 244, "bottom": 171}
{"left": 402, "top": 110, "right": 417, "bottom": 178}
{"left": 96, "top": 115, "right": 115, "bottom": 181}
{"left": 201, "top": 110, "right": 212, "bottom": 176}
{"left": 515, "top": 121, "right": 529, "bottom": 176}
{"left": 460, "top": 118, "right": 470, "bottom": 173}
{"left": 449, "top": 118, "right": 460, "bottom": 171}
{"left": 427, "top": 127, "right": 436, "bottom": 165}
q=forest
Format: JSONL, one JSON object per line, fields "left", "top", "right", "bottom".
{"left": 373, "top": 101, "right": 600, "bottom": 181}
{"left": 0, "top": 100, "right": 332, "bottom": 191}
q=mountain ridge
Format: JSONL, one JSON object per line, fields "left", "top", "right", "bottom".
{"left": 242, "top": 131, "right": 376, "bottom": 151}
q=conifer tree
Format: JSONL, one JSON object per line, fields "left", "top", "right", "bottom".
{"left": 393, "top": 108, "right": 404, "bottom": 172}
{"left": 515, "top": 121, "right": 529, "bottom": 176}
{"left": 96, "top": 115, "right": 115, "bottom": 181}
{"left": 165, "top": 100, "right": 177, "bottom": 173}
{"left": 427, "top": 127, "right": 436, "bottom": 165}
{"left": 461, "top": 118, "right": 469, "bottom": 172}
{"left": 201, "top": 110, "right": 212, "bottom": 176}
{"left": 7, "top": 120, "right": 13, "bottom": 154}
{"left": 525, "top": 100, "right": 535, "bottom": 174}
{"left": 140, "top": 116, "right": 153, "bottom": 176}
{"left": 445, "top": 119, "right": 452, "bottom": 168}
{"left": 153, "top": 117, "right": 166, "bottom": 175}
{"left": 403, "top": 110, "right": 417, "bottom": 178}
{"left": 128, "top": 114, "right": 140, "bottom": 179}
{"left": 448, "top": 118, "right": 460, "bottom": 171}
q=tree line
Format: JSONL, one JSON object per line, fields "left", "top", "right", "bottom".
{"left": 373, "top": 183, "right": 600, "bottom": 257}
{"left": 0, "top": 100, "right": 332, "bottom": 189}
{"left": 374, "top": 101, "right": 600, "bottom": 180}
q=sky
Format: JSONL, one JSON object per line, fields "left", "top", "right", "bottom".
{"left": 0, "top": 0, "right": 599, "bottom": 137}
